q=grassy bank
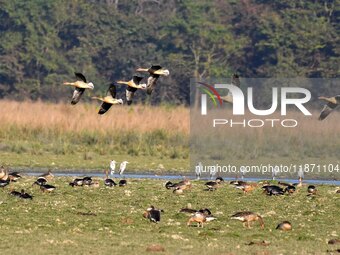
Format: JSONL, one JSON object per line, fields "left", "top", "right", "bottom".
{"left": 0, "top": 177, "right": 339, "bottom": 254}
{"left": 0, "top": 100, "right": 189, "bottom": 171}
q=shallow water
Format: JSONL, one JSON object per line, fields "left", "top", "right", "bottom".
{"left": 21, "top": 171, "right": 340, "bottom": 185}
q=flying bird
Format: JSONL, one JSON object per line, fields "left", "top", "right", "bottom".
{"left": 92, "top": 83, "right": 123, "bottom": 114}
{"left": 219, "top": 73, "right": 241, "bottom": 103}
{"left": 117, "top": 76, "right": 146, "bottom": 105}
{"left": 318, "top": 95, "right": 340, "bottom": 120}
{"left": 136, "top": 65, "right": 169, "bottom": 95}
{"left": 63, "top": 72, "right": 94, "bottom": 104}
{"left": 119, "top": 161, "right": 129, "bottom": 175}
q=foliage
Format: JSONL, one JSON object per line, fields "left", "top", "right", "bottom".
{"left": 0, "top": 0, "right": 338, "bottom": 105}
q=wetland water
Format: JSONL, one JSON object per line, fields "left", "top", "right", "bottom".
{"left": 16, "top": 169, "right": 340, "bottom": 185}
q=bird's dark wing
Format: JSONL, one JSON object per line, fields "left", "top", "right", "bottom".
{"left": 71, "top": 87, "right": 85, "bottom": 105}
{"left": 106, "top": 83, "right": 117, "bottom": 98}
{"left": 180, "top": 208, "right": 197, "bottom": 214}
{"left": 126, "top": 86, "right": 137, "bottom": 105}
{"left": 150, "top": 209, "right": 161, "bottom": 222}
{"left": 231, "top": 73, "right": 240, "bottom": 87}
{"left": 74, "top": 72, "right": 87, "bottom": 82}
{"left": 132, "top": 76, "right": 143, "bottom": 84}
{"left": 146, "top": 75, "right": 159, "bottom": 95}
{"left": 150, "top": 65, "right": 162, "bottom": 72}
{"left": 319, "top": 102, "right": 338, "bottom": 120}
{"left": 98, "top": 102, "right": 112, "bottom": 115}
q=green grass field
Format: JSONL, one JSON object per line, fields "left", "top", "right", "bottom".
{"left": 0, "top": 176, "right": 339, "bottom": 254}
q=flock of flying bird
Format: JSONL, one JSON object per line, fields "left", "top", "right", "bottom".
{"left": 63, "top": 69, "right": 339, "bottom": 119}
{"left": 63, "top": 65, "right": 169, "bottom": 114}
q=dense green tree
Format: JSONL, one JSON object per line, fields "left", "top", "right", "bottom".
{"left": 0, "top": 0, "right": 338, "bottom": 104}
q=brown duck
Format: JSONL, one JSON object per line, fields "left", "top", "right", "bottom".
{"left": 231, "top": 211, "right": 264, "bottom": 229}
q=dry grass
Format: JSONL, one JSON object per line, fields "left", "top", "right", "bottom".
{"left": 0, "top": 100, "right": 189, "bottom": 135}
{"left": 0, "top": 100, "right": 189, "bottom": 170}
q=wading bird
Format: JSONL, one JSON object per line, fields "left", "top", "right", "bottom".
{"left": 136, "top": 65, "right": 169, "bottom": 95}
{"left": 272, "top": 166, "right": 280, "bottom": 180}
{"left": 195, "top": 162, "right": 203, "bottom": 180}
{"left": 119, "top": 161, "right": 129, "bottom": 175}
{"left": 110, "top": 160, "right": 116, "bottom": 176}
{"left": 240, "top": 167, "right": 246, "bottom": 180}
{"left": 231, "top": 211, "right": 264, "bottom": 229}
{"left": 117, "top": 76, "right": 146, "bottom": 105}
{"left": 63, "top": 72, "right": 94, "bottom": 105}
{"left": 92, "top": 83, "right": 123, "bottom": 114}
{"left": 318, "top": 95, "right": 340, "bottom": 120}
{"left": 209, "top": 167, "right": 216, "bottom": 180}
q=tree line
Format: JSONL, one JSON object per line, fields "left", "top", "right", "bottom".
{"left": 0, "top": 0, "right": 338, "bottom": 105}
